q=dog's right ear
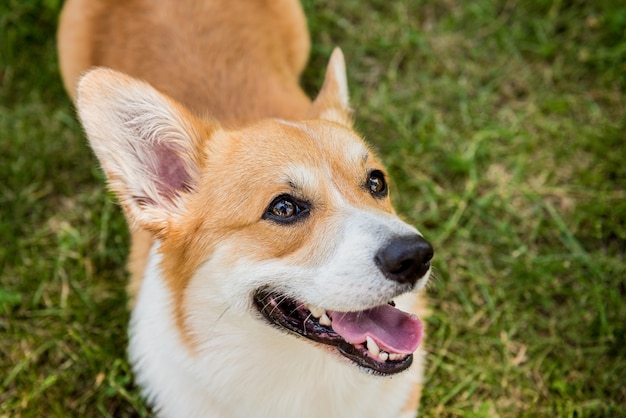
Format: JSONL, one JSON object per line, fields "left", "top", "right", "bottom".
{"left": 77, "top": 68, "right": 216, "bottom": 235}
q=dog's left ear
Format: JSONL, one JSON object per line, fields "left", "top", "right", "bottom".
{"left": 307, "top": 47, "right": 352, "bottom": 127}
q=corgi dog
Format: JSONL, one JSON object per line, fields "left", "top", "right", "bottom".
{"left": 58, "top": 0, "right": 434, "bottom": 417}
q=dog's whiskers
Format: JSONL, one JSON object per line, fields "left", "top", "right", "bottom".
{"left": 205, "top": 305, "right": 231, "bottom": 337}
{"left": 267, "top": 293, "right": 290, "bottom": 316}
{"left": 291, "top": 301, "right": 308, "bottom": 316}
{"left": 302, "top": 312, "right": 314, "bottom": 335}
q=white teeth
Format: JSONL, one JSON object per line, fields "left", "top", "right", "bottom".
{"left": 308, "top": 306, "right": 324, "bottom": 318}
{"left": 319, "top": 313, "right": 332, "bottom": 327}
{"left": 378, "top": 351, "right": 389, "bottom": 361}
{"left": 366, "top": 336, "right": 380, "bottom": 357}
{"left": 388, "top": 353, "right": 399, "bottom": 361}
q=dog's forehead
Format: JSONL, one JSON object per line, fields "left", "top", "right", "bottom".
{"left": 220, "top": 119, "right": 378, "bottom": 179}
{"left": 275, "top": 119, "right": 370, "bottom": 163}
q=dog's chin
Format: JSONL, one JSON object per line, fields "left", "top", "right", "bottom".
{"left": 252, "top": 288, "right": 422, "bottom": 376}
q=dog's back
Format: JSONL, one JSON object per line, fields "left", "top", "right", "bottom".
{"left": 58, "top": 0, "right": 311, "bottom": 126}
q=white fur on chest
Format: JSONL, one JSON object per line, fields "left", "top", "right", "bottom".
{"left": 128, "top": 244, "right": 424, "bottom": 418}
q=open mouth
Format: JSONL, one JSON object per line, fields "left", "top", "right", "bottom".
{"left": 253, "top": 289, "right": 423, "bottom": 375}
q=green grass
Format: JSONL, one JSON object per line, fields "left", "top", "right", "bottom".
{"left": 1, "top": 0, "right": 625, "bottom": 416}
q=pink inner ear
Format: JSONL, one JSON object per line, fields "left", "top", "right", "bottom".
{"left": 153, "top": 142, "right": 193, "bottom": 202}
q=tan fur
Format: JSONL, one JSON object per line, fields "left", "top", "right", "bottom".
{"left": 58, "top": 0, "right": 427, "bottom": 415}
{"left": 126, "top": 228, "right": 152, "bottom": 300}
{"left": 59, "top": 0, "right": 310, "bottom": 126}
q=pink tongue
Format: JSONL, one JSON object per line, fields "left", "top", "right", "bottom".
{"left": 329, "top": 304, "right": 423, "bottom": 354}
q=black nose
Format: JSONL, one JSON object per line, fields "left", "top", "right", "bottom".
{"left": 375, "top": 235, "right": 434, "bottom": 285}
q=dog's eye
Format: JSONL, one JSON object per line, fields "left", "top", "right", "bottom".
{"left": 367, "top": 170, "right": 388, "bottom": 198}
{"left": 264, "top": 195, "right": 309, "bottom": 224}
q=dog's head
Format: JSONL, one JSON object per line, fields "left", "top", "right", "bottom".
{"left": 77, "top": 49, "right": 433, "bottom": 376}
